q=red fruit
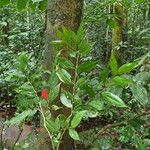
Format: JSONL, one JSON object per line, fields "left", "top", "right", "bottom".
{"left": 41, "top": 88, "right": 49, "bottom": 100}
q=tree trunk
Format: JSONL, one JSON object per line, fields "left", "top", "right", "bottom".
{"left": 112, "top": 1, "right": 124, "bottom": 66}
{"left": 40, "top": 0, "right": 84, "bottom": 150}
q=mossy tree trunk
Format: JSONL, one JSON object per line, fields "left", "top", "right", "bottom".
{"left": 112, "top": 0, "right": 124, "bottom": 66}
{"left": 40, "top": 0, "right": 84, "bottom": 150}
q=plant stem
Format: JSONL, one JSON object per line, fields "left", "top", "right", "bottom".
{"left": 39, "top": 102, "right": 56, "bottom": 150}
{"left": 72, "top": 48, "right": 80, "bottom": 102}
{"left": 56, "top": 128, "right": 66, "bottom": 150}
{"left": 12, "top": 127, "right": 23, "bottom": 150}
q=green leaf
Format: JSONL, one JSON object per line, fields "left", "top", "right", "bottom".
{"left": 109, "top": 53, "right": 118, "bottom": 75}
{"left": 51, "top": 105, "right": 61, "bottom": 111}
{"left": 38, "top": 0, "right": 48, "bottom": 11}
{"left": 118, "top": 61, "right": 138, "bottom": 74}
{"left": 130, "top": 84, "right": 148, "bottom": 106}
{"left": 32, "top": 0, "right": 43, "bottom": 2}
{"left": 29, "top": 0, "right": 38, "bottom": 10}
{"left": 79, "top": 41, "right": 91, "bottom": 56}
{"left": 112, "top": 76, "right": 132, "bottom": 87}
{"left": 49, "top": 71, "right": 59, "bottom": 87}
{"left": 5, "top": 109, "right": 37, "bottom": 126}
{"left": 17, "top": 0, "right": 28, "bottom": 11}
{"left": 77, "top": 61, "right": 97, "bottom": 74}
{"left": 100, "top": 67, "right": 110, "bottom": 83}
{"left": 107, "top": 19, "right": 117, "bottom": 29}
{"left": 60, "top": 93, "right": 72, "bottom": 108}
{"left": 83, "top": 85, "right": 95, "bottom": 97}
{"left": 0, "top": 0, "right": 10, "bottom": 7}
{"left": 69, "top": 129, "right": 80, "bottom": 140}
{"left": 57, "top": 27, "right": 73, "bottom": 44}
{"left": 88, "top": 100, "right": 105, "bottom": 111}
{"left": 17, "top": 53, "right": 28, "bottom": 71}
{"left": 15, "top": 82, "right": 33, "bottom": 95}
{"left": 136, "top": 0, "right": 144, "bottom": 4}
{"left": 57, "top": 69, "right": 72, "bottom": 85}
{"left": 46, "top": 119, "right": 58, "bottom": 133}
{"left": 76, "top": 77, "right": 87, "bottom": 88}
{"left": 57, "top": 57, "right": 74, "bottom": 69}
{"left": 49, "top": 84, "right": 60, "bottom": 103}
{"left": 71, "top": 111, "right": 86, "bottom": 128}
{"left": 76, "top": 22, "right": 84, "bottom": 43}
{"left": 102, "top": 92, "right": 127, "bottom": 107}
{"left": 50, "top": 40, "right": 65, "bottom": 47}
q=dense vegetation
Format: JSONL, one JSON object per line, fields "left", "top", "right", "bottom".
{"left": 0, "top": 0, "right": 149, "bottom": 150}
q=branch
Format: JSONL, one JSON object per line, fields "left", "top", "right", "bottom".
{"left": 92, "top": 110, "right": 150, "bottom": 143}
{"left": 12, "top": 127, "right": 23, "bottom": 150}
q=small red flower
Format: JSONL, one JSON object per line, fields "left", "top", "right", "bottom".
{"left": 41, "top": 88, "right": 49, "bottom": 100}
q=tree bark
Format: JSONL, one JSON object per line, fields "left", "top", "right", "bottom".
{"left": 40, "top": 0, "right": 84, "bottom": 150}
{"left": 112, "top": 1, "right": 124, "bottom": 66}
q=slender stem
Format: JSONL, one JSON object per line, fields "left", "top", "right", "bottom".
{"left": 72, "top": 48, "right": 80, "bottom": 101}
{"left": 27, "top": 77, "right": 55, "bottom": 150}
{"left": 56, "top": 45, "right": 80, "bottom": 150}
{"left": 56, "top": 128, "right": 66, "bottom": 150}
{"left": 12, "top": 127, "right": 23, "bottom": 150}
{"left": 39, "top": 103, "right": 56, "bottom": 150}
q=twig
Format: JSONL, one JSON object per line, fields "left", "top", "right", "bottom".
{"left": 56, "top": 128, "right": 66, "bottom": 150}
{"left": 12, "top": 127, "right": 23, "bottom": 150}
{"left": 91, "top": 110, "right": 150, "bottom": 144}
{"left": 39, "top": 102, "right": 56, "bottom": 150}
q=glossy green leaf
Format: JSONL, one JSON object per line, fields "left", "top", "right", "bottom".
{"left": 102, "top": 92, "right": 127, "bottom": 107}
{"left": 76, "top": 77, "right": 87, "bottom": 88}
{"left": 100, "top": 67, "right": 110, "bottom": 83}
{"left": 49, "top": 71, "right": 59, "bottom": 87}
{"left": 76, "top": 22, "right": 84, "bottom": 43}
{"left": 57, "top": 27, "right": 73, "bottom": 44}
{"left": 69, "top": 129, "right": 80, "bottom": 140}
{"left": 17, "top": 0, "right": 28, "bottom": 11}
{"left": 57, "top": 57, "right": 74, "bottom": 69}
{"left": 118, "top": 61, "right": 138, "bottom": 74}
{"left": 77, "top": 61, "right": 97, "bottom": 74}
{"left": 79, "top": 41, "right": 91, "bottom": 56}
{"left": 49, "top": 84, "right": 60, "bottom": 103}
{"left": 88, "top": 100, "right": 105, "bottom": 111}
{"left": 46, "top": 119, "right": 57, "bottom": 133}
{"left": 50, "top": 40, "right": 65, "bottom": 47}
{"left": 109, "top": 53, "right": 118, "bottom": 75}
{"left": 60, "top": 93, "right": 72, "bottom": 108}
{"left": 57, "top": 69, "right": 72, "bottom": 85}
{"left": 112, "top": 76, "right": 132, "bottom": 86}
{"left": 71, "top": 111, "right": 86, "bottom": 128}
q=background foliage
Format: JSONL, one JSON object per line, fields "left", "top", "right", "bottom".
{"left": 0, "top": 0, "right": 150, "bottom": 150}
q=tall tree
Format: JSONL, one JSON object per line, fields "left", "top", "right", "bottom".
{"left": 40, "top": 0, "right": 84, "bottom": 149}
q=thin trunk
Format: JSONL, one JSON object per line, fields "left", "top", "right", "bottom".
{"left": 112, "top": 1, "right": 124, "bottom": 66}
{"left": 40, "top": 0, "right": 84, "bottom": 150}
